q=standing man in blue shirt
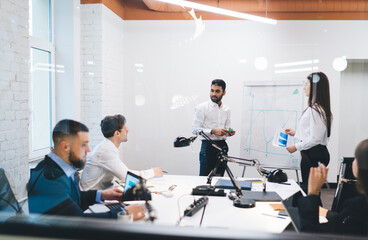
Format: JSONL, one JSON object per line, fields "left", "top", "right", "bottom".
{"left": 28, "top": 119, "right": 144, "bottom": 219}
{"left": 192, "top": 79, "right": 236, "bottom": 176}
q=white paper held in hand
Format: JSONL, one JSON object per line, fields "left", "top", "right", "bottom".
{"left": 272, "top": 128, "right": 288, "bottom": 148}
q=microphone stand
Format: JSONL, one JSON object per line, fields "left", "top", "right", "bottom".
{"left": 196, "top": 131, "right": 277, "bottom": 208}
{"left": 198, "top": 131, "right": 266, "bottom": 189}
{"left": 134, "top": 179, "right": 156, "bottom": 222}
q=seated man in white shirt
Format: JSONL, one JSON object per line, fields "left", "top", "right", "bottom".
{"left": 80, "top": 114, "right": 163, "bottom": 191}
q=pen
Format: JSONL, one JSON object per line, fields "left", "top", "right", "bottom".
{"left": 278, "top": 182, "right": 291, "bottom": 185}
{"left": 162, "top": 170, "right": 168, "bottom": 174}
{"left": 114, "top": 180, "right": 124, "bottom": 187}
{"left": 262, "top": 213, "right": 287, "bottom": 220}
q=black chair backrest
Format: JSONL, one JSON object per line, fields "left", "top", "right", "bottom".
{"left": 340, "top": 157, "right": 355, "bottom": 180}
{"left": 331, "top": 181, "right": 359, "bottom": 212}
{"left": 0, "top": 168, "right": 21, "bottom": 214}
{"left": 331, "top": 157, "right": 359, "bottom": 212}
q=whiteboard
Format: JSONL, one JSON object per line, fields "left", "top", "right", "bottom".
{"left": 240, "top": 81, "right": 305, "bottom": 169}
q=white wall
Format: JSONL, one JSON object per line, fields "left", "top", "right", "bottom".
{"left": 0, "top": 0, "right": 30, "bottom": 200}
{"left": 101, "top": 5, "right": 124, "bottom": 118}
{"left": 122, "top": 20, "right": 368, "bottom": 182}
{"left": 81, "top": 4, "right": 103, "bottom": 147}
{"left": 80, "top": 4, "right": 124, "bottom": 148}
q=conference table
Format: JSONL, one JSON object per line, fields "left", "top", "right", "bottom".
{"left": 136, "top": 175, "right": 301, "bottom": 233}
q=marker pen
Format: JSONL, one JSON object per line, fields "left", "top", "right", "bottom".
{"left": 262, "top": 213, "right": 287, "bottom": 220}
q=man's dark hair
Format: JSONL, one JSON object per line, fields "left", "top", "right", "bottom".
{"left": 52, "top": 119, "right": 89, "bottom": 147}
{"left": 100, "top": 114, "right": 126, "bottom": 138}
{"left": 211, "top": 79, "right": 226, "bottom": 91}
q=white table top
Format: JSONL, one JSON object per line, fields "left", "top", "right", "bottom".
{"left": 142, "top": 175, "right": 301, "bottom": 233}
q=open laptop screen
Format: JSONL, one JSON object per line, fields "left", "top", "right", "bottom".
{"left": 122, "top": 171, "right": 152, "bottom": 201}
{"left": 123, "top": 171, "right": 142, "bottom": 194}
{"left": 282, "top": 191, "right": 303, "bottom": 233}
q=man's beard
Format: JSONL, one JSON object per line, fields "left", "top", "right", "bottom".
{"left": 69, "top": 151, "right": 86, "bottom": 170}
{"left": 211, "top": 94, "right": 223, "bottom": 103}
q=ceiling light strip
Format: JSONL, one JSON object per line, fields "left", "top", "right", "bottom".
{"left": 156, "top": 0, "right": 277, "bottom": 25}
{"left": 274, "top": 59, "right": 319, "bottom": 68}
{"left": 274, "top": 67, "right": 316, "bottom": 74}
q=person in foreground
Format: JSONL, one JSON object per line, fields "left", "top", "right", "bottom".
{"left": 80, "top": 114, "right": 162, "bottom": 191}
{"left": 285, "top": 72, "right": 332, "bottom": 192}
{"left": 192, "top": 79, "right": 235, "bottom": 176}
{"left": 28, "top": 119, "right": 144, "bottom": 220}
{"left": 298, "top": 139, "right": 368, "bottom": 236}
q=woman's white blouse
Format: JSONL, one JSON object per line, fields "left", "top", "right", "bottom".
{"left": 294, "top": 106, "right": 329, "bottom": 151}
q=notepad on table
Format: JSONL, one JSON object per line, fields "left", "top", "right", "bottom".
{"left": 270, "top": 203, "right": 285, "bottom": 211}
{"left": 215, "top": 179, "right": 252, "bottom": 190}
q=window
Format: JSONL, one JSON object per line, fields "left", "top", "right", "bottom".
{"left": 29, "top": 0, "right": 55, "bottom": 160}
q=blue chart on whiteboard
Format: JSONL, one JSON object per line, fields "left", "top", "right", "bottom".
{"left": 240, "top": 81, "right": 305, "bottom": 169}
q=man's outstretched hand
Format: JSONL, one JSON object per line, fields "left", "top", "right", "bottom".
{"left": 101, "top": 188, "right": 124, "bottom": 201}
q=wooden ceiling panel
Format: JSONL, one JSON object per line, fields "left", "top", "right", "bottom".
{"left": 81, "top": 0, "right": 125, "bottom": 19}
{"left": 349, "top": 1, "right": 359, "bottom": 11}
{"left": 81, "top": 0, "right": 368, "bottom": 20}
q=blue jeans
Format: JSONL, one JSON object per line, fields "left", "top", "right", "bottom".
{"left": 199, "top": 140, "right": 228, "bottom": 176}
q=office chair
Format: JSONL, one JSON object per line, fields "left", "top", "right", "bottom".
{"left": 331, "top": 157, "right": 359, "bottom": 212}
{"left": 0, "top": 168, "right": 22, "bottom": 214}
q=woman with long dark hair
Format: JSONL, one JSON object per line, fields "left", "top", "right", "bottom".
{"left": 298, "top": 139, "right": 368, "bottom": 236}
{"left": 285, "top": 72, "right": 333, "bottom": 191}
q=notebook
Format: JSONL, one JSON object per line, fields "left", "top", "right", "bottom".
{"left": 282, "top": 191, "right": 303, "bottom": 232}
{"left": 215, "top": 178, "right": 252, "bottom": 190}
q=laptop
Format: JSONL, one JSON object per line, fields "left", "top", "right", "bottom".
{"left": 124, "top": 171, "right": 143, "bottom": 194}
{"left": 90, "top": 171, "right": 143, "bottom": 212}
{"left": 215, "top": 178, "right": 252, "bottom": 190}
{"left": 282, "top": 190, "right": 303, "bottom": 232}
{"left": 122, "top": 171, "right": 151, "bottom": 201}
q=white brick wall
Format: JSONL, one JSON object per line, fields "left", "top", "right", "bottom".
{"left": 81, "top": 4, "right": 124, "bottom": 148}
{"left": 0, "top": 0, "right": 30, "bottom": 200}
{"left": 101, "top": 6, "right": 124, "bottom": 117}
{"left": 81, "top": 4, "right": 103, "bottom": 148}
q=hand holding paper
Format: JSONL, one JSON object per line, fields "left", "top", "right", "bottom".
{"left": 273, "top": 128, "right": 288, "bottom": 148}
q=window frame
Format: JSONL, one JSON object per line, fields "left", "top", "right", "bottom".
{"left": 29, "top": 0, "right": 55, "bottom": 162}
